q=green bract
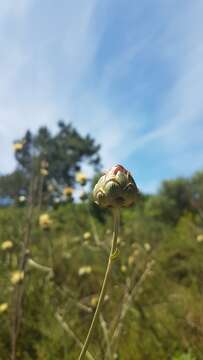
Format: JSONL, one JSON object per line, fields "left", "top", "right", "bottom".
{"left": 93, "top": 165, "right": 139, "bottom": 208}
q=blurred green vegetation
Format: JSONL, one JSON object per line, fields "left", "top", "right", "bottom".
{"left": 1, "top": 169, "right": 203, "bottom": 360}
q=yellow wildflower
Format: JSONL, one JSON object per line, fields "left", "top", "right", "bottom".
{"left": 11, "top": 271, "right": 24, "bottom": 285}
{"left": 197, "top": 234, "right": 203, "bottom": 243}
{"left": 83, "top": 232, "right": 91, "bottom": 241}
{"left": 76, "top": 172, "right": 87, "bottom": 186}
{"left": 113, "top": 354, "right": 119, "bottom": 360}
{"left": 78, "top": 266, "right": 92, "bottom": 276}
{"left": 104, "top": 294, "right": 109, "bottom": 302}
{"left": 90, "top": 295, "right": 98, "bottom": 307}
{"left": 13, "top": 143, "right": 23, "bottom": 152}
{"left": 48, "top": 184, "right": 54, "bottom": 192}
{"left": 19, "top": 195, "right": 26, "bottom": 203}
{"left": 40, "top": 168, "right": 48, "bottom": 176}
{"left": 144, "top": 243, "right": 151, "bottom": 252}
{"left": 117, "top": 236, "right": 122, "bottom": 245}
{"left": 128, "top": 255, "right": 135, "bottom": 267}
{"left": 39, "top": 213, "right": 52, "bottom": 230}
{"left": 63, "top": 187, "right": 74, "bottom": 196}
{"left": 121, "top": 265, "right": 127, "bottom": 273}
{"left": 1, "top": 240, "right": 13, "bottom": 251}
{"left": 0, "top": 303, "right": 8, "bottom": 314}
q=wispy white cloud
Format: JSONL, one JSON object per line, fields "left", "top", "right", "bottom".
{"left": 67, "top": 91, "right": 141, "bottom": 167}
{"left": 112, "top": 0, "right": 203, "bottom": 170}
{"left": 0, "top": 0, "right": 103, "bottom": 172}
{"left": 0, "top": 0, "right": 203, "bottom": 193}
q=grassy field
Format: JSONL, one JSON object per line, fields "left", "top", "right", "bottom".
{"left": 0, "top": 196, "right": 203, "bottom": 360}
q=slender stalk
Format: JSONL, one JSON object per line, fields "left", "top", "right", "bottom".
{"left": 107, "top": 260, "right": 154, "bottom": 357}
{"left": 99, "top": 314, "right": 112, "bottom": 360}
{"left": 27, "top": 258, "right": 53, "bottom": 274}
{"left": 84, "top": 202, "right": 100, "bottom": 246}
{"left": 55, "top": 313, "right": 96, "bottom": 360}
{"left": 78, "top": 209, "right": 120, "bottom": 360}
{"left": 37, "top": 175, "right": 44, "bottom": 211}
{"left": 10, "top": 175, "right": 37, "bottom": 360}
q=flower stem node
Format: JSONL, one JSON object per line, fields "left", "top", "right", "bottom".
{"left": 110, "top": 248, "right": 120, "bottom": 260}
{"left": 93, "top": 164, "right": 139, "bottom": 208}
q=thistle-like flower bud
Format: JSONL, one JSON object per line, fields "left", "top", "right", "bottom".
{"left": 93, "top": 165, "right": 139, "bottom": 208}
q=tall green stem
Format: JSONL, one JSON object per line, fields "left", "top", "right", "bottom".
{"left": 78, "top": 209, "right": 120, "bottom": 360}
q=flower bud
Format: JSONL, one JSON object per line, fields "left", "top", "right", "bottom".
{"left": 93, "top": 165, "right": 139, "bottom": 208}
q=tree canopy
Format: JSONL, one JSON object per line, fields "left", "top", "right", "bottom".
{"left": 0, "top": 121, "right": 101, "bottom": 199}
{"left": 15, "top": 121, "right": 101, "bottom": 184}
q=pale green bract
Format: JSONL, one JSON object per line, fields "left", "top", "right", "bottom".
{"left": 93, "top": 164, "right": 139, "bottom": 208}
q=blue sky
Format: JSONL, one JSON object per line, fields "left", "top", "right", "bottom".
{"left": 0, "top": 0, "right": 203, "bottom": 193}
